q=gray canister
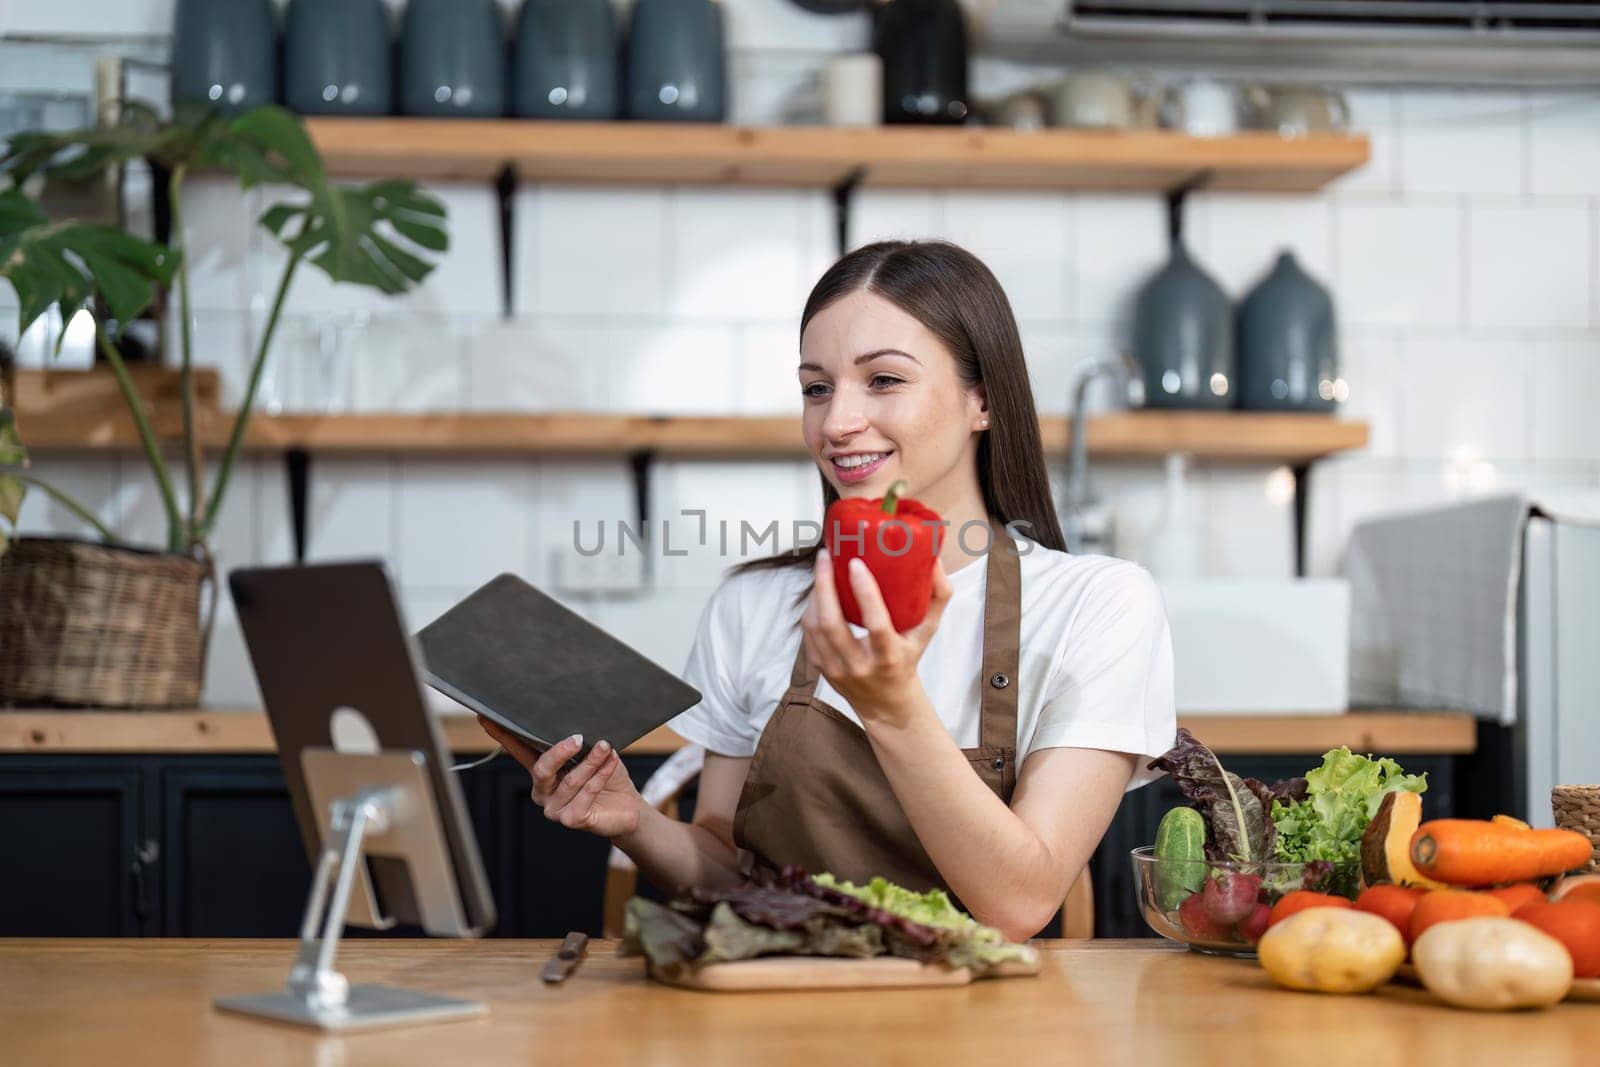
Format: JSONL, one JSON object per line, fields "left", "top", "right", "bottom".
{"left": 513, "top": 0, "right": 620, "bottom": 120}
{"left": 284, "top": 0, "right": 392, "bottom": 116}
{"left": 1131, "top": 242, "right": 1236, "bottom": 409}
{"left": 171, "top": 0, "right": 277, "bottom": 114}
{"left": 400, "top": 0, "right": 507, "bottom": 118}
{"left": 1237, "top": 251, "right": 1339, "bottom": 411}
{"left": 625, "top": 0, "right": 727, "bottom": 122}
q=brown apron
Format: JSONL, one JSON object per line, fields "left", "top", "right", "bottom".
{"left": 732, "top": 519, "right": 1021, "bottom": 894}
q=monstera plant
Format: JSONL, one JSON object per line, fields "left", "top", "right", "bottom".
{"left": 0, "top": 103, "right": 449, "bottom": 707}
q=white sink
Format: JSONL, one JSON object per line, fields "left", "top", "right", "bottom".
{"left": 1160, "top": 580, "right": 1350, "bottom": 715}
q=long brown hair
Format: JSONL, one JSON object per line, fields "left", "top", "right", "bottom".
{"left": 733, "top": 239, "right": 1064, "bottom": 581}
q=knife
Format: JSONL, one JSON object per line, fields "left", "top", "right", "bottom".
{"left": 542, "top": 931, "right": 590, "bottom": 984}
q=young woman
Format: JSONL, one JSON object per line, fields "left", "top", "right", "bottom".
{"left": 479, "top": 240, "right": 1175, "bottom": 941}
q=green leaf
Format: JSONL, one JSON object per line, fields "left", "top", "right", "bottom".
{"left": 228, "top": 106, "right": 324, "bottom": 186}
{"left": 0, "top": 188, "right": 172, "bottom": 336}
{"left": 262, "top": 182, "right": 447, "bottom": 296}
{"left": 0, "top": 472, "right": 22, "bottom": 526}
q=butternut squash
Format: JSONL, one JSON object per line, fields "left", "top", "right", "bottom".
{"left": 1360, "top": 791, "right": 1447, "bottom": 890}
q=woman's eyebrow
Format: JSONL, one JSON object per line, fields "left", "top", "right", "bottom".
{"left": 797, "top": 349, "right": 922, "bottom": 373}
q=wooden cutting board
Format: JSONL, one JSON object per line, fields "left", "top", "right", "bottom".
{"left": 650, "top": 954, "right": 1041, "bottom": 993}
{"left": 1394, "top": 963, "right": 1600, "bottom": 1003}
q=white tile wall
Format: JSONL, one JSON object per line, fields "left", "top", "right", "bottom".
{"left": 1530, "top": 338, "right": 1600, "bottom": 462}
{"left": 393, "top": 459, "right": 534, "bottom": 593}
{"left": 1527, "top": 93, "right": 1600, "bottom": 198}
{"left": 1328, "top": 90, "right": 1399, "bottom": 197}
{"left": 1467, "top": 202, "right": 1591, "bottom": 329}
{"left": 940, "top": 192, "right": 1073, "bottom": 322}
{"left": 735, "top": 321, "right": 802, "bottom": 414}
{"left": 1069, "top": 196, "right": 1167, "bottom": 326}
{"left": 1335, "top": 199, "right": 1464, "bottom": 328}
{"left": 522, "top": 186, "right": 670, "bottom": 318}
{"left": 668, "top": 188, "right": 811, "bottom": 320}
{"left": 1399, "top": 91, "right": 1526, "bottom": 197}
{"left": 1400, "top": 334, "right": 1535, "bottom": 460}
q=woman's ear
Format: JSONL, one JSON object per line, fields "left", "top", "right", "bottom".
{"left": 968, "top": 385, "right": 990, "bottom": 431}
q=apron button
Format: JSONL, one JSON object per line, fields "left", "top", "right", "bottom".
{"left": 990, "top": 672, "right": 1009, "bottom": 689}
{"left": 992, "top": 756, "right": 1005, "bottom": 771}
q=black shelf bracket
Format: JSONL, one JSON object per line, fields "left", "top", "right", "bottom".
{"left": 287, "top": 448, "right": 312, "bottom": 564}
{"left": 832, "top": 165, "right": 867, "bottom": 257}
{"left": 1291, "top": 462, "right": 1311, "bottom": 579}
{"left": 1165, "top": 170, "right": 1214, "bottom": 245}
{"left": 629, "top": 448, "right": 657, "bottom": 584}
{"left": 494, "top": 163, "right": 519, "bottom": 320}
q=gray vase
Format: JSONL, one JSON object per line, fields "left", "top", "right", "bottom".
{"left": 513, "top": 0, "right": 619, "bottom": 120}
{"left": 625, "top": 0, "right": 727, "bottom": 122}
{"left": 399, "top": 0, "right": 506, "bottom": 117}
{"left": 284, "top": 0, "right": 392, "bottom": 116}
{"left": 1131, "top": 242, "right": 1236, "bottom": 410}
{"left": 1237, "top": 251, "right": 1340, "bottom": 412}
{"left": 170, "top": 0, "right": 277, "bottom": 115}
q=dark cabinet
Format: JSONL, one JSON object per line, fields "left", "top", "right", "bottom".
{"left": 0, "top": 750, "right": 1462, "bottom": 941}
{"left": 0, "top": 762, "right": 147, "bottom": 936}
{"left": 159, "top": 760, "right": 311, "bottom": 937}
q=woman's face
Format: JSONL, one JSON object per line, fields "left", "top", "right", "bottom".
{"left": 798, "top": 289, "right": 987, "bottom": 505}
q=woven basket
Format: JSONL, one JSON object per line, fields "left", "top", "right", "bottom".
{"left": 1552, "top": 785, "right": 1600, "bottom": 873}
{"left": 0, "top": 537, "right": 209, "bottom": 709}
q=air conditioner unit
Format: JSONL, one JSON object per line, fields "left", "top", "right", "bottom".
{"left": 972, "top": 0, "right": 1600, "bottom": 85}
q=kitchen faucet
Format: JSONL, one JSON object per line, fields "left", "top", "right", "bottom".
{"left": 1063, "top": 352, "right": 1145, "bottom": 555}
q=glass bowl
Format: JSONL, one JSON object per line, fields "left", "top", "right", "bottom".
{"left": 1130, "top": 846, "right": 1361, "bottom": 957}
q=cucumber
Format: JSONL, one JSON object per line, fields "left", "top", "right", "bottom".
{"left": 1154, "top": 806, "right": 1208, "bottom": 911}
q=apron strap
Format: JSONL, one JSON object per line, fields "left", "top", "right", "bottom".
{"left": 978, "top": 519, "right": 1022, "bottom": 753}
{"left": 781, "top": 517, "right": 1025, "bottom": 754}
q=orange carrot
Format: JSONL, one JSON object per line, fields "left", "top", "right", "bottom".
{"left": 1410, "top": 819, "right": 1595, "bottom": 886}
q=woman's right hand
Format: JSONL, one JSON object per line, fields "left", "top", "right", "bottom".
{"left": 477, "top": 716, "right": 644, "bottom": 840}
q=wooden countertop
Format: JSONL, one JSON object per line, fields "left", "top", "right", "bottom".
{"left": 0, "top": 709, "right": 1478, "bottom": 756}
{"left": 2, "top": 939, "right": 1591, "bottom": 1065}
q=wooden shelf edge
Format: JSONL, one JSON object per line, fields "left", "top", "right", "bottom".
{"left": 16, "top": 404, "right": 1370, "bottom": 463}
{"left": 304, "top": 118, "right": 1369, "bottom": 193}
{"left": 0, "top": 710, "right": 1477, "bottom": 756}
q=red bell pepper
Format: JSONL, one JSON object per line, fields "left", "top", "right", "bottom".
{"left": 823, "top": 479, "right": 942, "bottom": 632}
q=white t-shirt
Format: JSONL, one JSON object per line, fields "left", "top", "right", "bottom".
{"left": 668, "top": 535, "right": 1177, "bottom": 791}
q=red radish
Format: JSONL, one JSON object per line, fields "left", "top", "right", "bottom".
{"left": 1203, "top": 872, "right": 1262, "bottom": 926}
{"left": 1179, "top": 892, "right": 1233, "bottom": 941}
{"left": 1239, "top": 902, "right": 1271, "bottom": 945}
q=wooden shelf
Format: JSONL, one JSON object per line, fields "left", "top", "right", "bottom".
{"left": 0, "top": 710, "right": 1477, "bottom": 756}
{"left": 16, "top": 405, "right": 1368, "bottom": 464}
{"left": 304, "top": 118, "right": 1369, "bottom": 193}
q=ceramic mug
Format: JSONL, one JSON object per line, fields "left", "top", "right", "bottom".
{"left": 1050, "top": 70, "right": 1153, "bottom": 130}
{"left": 824, "top": 53, "right": 882, "bottom": 127}
{"left": 1244, "top": 85, "right": 1349, "bottom": 136}
{"left": 1159, "top": 78, "right": 1238, "bottom": 138}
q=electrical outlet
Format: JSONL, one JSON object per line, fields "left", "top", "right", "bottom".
{"left": 548, "top": 541, "right": 645, "bottom": 595}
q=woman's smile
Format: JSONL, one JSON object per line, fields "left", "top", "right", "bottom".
{"left": 829, "top": 450, "right": 895, "bottom": 486}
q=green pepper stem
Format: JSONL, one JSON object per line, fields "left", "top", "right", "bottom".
{"left": 881, "top": 479, "right": 907, "bottom": 515}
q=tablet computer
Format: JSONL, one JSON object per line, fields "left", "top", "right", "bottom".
{"left": 229, "top": 561, "right": 496, "bottom": 935}
{"left": 416, "top": 573, "right": 701, "bottom": 761}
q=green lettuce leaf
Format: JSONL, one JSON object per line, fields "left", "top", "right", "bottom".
{"left": 1271, "top": 747, "right": 1428, "bottom": 868}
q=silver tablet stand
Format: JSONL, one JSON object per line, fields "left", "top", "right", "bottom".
{"left": 213, "top": 748, "right": 488, "bottom": 1032}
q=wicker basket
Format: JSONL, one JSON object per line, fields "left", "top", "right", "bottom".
{"left": 1552, "top": 785, "right": 1600, "bottom": 873}
{"left": 0, "top": 537, "right": 209, "bottom": 709}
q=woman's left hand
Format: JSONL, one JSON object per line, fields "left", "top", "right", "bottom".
{"left": 801, "top": 549, "right": 953, "bottom": 724}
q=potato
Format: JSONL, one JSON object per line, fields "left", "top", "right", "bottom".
{"left": 1257, "top": 907, "right": 1406, "bottom": 994}
{"left": 1411, "top": 917, "right": 1573, "bottom": 1010}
